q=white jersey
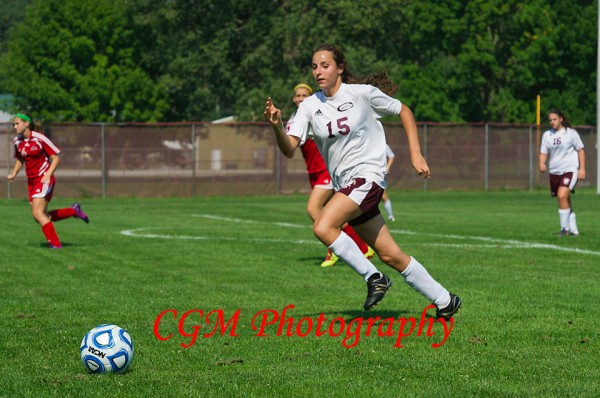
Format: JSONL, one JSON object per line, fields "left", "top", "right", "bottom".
{"left": 287, "top": 83, "right": 402, "bottom": 189}
{"left": 385, "top": 144, "right": 395, "bottom": 159}
{"left": 540, "top": 127, "right": 584, "bottom": 174}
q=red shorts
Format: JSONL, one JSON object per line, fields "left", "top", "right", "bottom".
{"left": 28, "top": 175, "right": 56, "bottom": 202}
{"left": 338, "top": 178, "right": 384, "bottom": 226}
{"left": 308, "top": 170, "right": 333, "bottom": 189}
{"left": 549, "top": 172, "right": 576, "bottom": 197}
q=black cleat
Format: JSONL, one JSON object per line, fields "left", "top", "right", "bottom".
{"left": 364, "top": 272, "right": 392, "bottom": 310}
{"left": 435, "top": 293, "right": 462, "bottom": 320}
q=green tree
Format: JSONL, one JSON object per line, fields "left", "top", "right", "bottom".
{"left": 0, "top": 0, "right": 32, "bottom": 95}
{"left": 0, "top": 0, "right": 168, "bottom": 122}
{"left": 0, "top": 0, "right": 32, "bottom": 58}
{"left": 130, "top": 0, "right": 325, "bottom": 121}
{"left": 525, "top": 0, "right": 596, "bottom": 125}
{"left": 0, "top": 0, "right": 595, "bottom": 124}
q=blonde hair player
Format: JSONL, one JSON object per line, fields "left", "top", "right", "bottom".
{"left": 287, "top": 83, "right": 375, "bottom": 267}
{"left": 264, "top": 44, "right": 461, "bottom": 319}
{"left": 539, "top": 108, "right": 586, "bottom": 236}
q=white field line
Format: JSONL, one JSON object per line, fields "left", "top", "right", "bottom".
{"left": 119, "top": 214, "right": 600, "bottom": 256}
{"left": 120, "top": 228, "right": 319, "bottom": 245}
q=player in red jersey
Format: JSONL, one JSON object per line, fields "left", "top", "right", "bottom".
{"left": 7, "top": 113, "right": 89, "bottom": 249}
{"left": 287, "top": 84, "right": 374, "bottom": 267}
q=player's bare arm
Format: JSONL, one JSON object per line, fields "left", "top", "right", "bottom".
{"left": 400, "top": 105, "right": 430, "bottom": 179}
{"left": 7, "top": 159, "right": 23, "bottom": 181}
{"left": 264, "top": 97, "right": 300, "bottom": 158}
{"left": 539, "top": 153, "right": 547, "bottom": 173}
{"left": 578, "top": 149, "right": 586, "bottom": 180}
{"left": 41, "top": 154, "right": 60, "bottom": 183}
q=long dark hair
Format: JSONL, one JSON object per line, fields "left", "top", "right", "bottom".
{"left": 547, "top": 108, "right": 571, "bottom": 129}
{"left": 314, "top": 44, "right": 397, "bottom": 96}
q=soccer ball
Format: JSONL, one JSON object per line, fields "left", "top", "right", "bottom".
{"left": 80, "top": 324, "right": 134, "bottom": 374}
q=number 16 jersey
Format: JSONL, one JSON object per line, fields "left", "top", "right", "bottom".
{"left": 540, "top": 127, "right": 584, "bottom": 174}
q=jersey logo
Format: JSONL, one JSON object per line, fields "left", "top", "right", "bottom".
{"left": 315, "top": 109, "right": 323, "bottom": 116}
{"left": 337, "top": 102, "right": 354, "bottom": 112}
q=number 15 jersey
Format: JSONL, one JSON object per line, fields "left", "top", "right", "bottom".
{"left": 287, "top": 83, "right": 402, "bottom": 190}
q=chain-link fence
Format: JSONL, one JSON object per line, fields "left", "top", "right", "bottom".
{"left": 1, "top": 121, "right": 597, "bottom": 198}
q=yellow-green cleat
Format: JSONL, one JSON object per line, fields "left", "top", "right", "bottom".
{"left": 321, "top": 250, "right": 339, "bottom": 267}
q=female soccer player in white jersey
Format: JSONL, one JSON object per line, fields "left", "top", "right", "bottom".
{"left": 264, "top": 44, "right": 461, "bottom": 320}
{"left": 539, "top": 109, "right": 586, "bottom": 236}
{"left": 7, "top": 113, "right": 89, "bottom": 249}
{"left": 288, "top": 83, "right": 374, "bottom": 267}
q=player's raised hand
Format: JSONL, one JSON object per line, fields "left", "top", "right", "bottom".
{"left": 264, "top": 97, "right": 281, "bottom": 126}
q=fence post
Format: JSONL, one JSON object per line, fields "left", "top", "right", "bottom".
{"left": 423, "top": 123, "right": 428, "bottom": 191}
{"left": 484, "top": 123, "right": 489, "bottom": 191}
{"left": 529, "top": 125, "right": 534, "bottom": 190}
{"left": 5, "top": 123, "right": 11, "bottom": 199}
{"left": 192, "top": 124, "right": 197, "bottom": 196}
{"left": 101, "top": 123, "right": 106, "bottom": 198}
{"left": 275, "top": 145, "right": 281, "bottom": 195}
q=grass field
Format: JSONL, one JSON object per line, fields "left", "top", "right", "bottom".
{"left": 1, "top": 189, "right": 599, "bottom": 397}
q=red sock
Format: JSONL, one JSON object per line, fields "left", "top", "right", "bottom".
{"left": 342, "top": 225, "right": 369, "bottom": 254}
{"left": 42, "top": 222, "right": 61, "bottom": 247}
{"left": 49, "top": 207, "right": 76, "bottom": 222}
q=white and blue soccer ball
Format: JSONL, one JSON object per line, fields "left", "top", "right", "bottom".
{"left": 80, "top": 324, "right": 134, "bottom": 374}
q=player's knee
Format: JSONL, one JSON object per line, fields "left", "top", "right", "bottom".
{"left": 31, "top": 207, "right": 46, "bottom": 222}
{"left": 312, "top": 219, "right": 333, "bottom": 241}
{"left": 378, "top": 248, "right": 409, "bottom": 268}
{"left": 31, "top": 212, "right": 44, "bottom": 224}
{"left": 557, "top": 196, "right": 570, "bottom": 207}
{"left": 306, "top": 205, "right": 319, "bottom": 222}
{"left": 312, "top": 221, "right": 324, "bottom": 239}
{"left": 378, "top": 252, "right": 395, "bottom": 266}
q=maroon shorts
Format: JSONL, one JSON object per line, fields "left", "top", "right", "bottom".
{"left": 337, "top": 178, "right": 384, "bottom": 226}
{"left": 549, "top": 172, "right": 576, "bottom": 197}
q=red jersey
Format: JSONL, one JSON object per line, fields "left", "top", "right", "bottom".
{"left": 13, "top": 131, "right": 61, "bottom": 179}
{"left": 300, "top": 138, "right": 328, "bottom": 175}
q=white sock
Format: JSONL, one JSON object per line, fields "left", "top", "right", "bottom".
{"left": 401, "top": 256, "right": 450, "bottom": 308}
{"left": 569, "top": 212, "right": 579, "bottom": 235}
{"left": 384, "top": 200, "right": 394, "bottom": 218}
{"left": 559, "top": 209, "right": 570, "bottom": 231}
{"left": 329, "top": 232, "right": 380, "bottom": 281}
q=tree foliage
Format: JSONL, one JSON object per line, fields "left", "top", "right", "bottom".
{"left": 0, "top": 0, "right": 596, "bottom": 124}
{"left": 0, "top": 0, "right": 168, "bottom": 122}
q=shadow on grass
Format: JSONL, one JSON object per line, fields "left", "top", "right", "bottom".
{"left": 37, "top": 242, "right": 76, "bottom": 249}
{"left": 297, "top": 255, "right": 330, "bottom": 266}
{"left": 302, "top": 309, "right": 414, "bottom": 321}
